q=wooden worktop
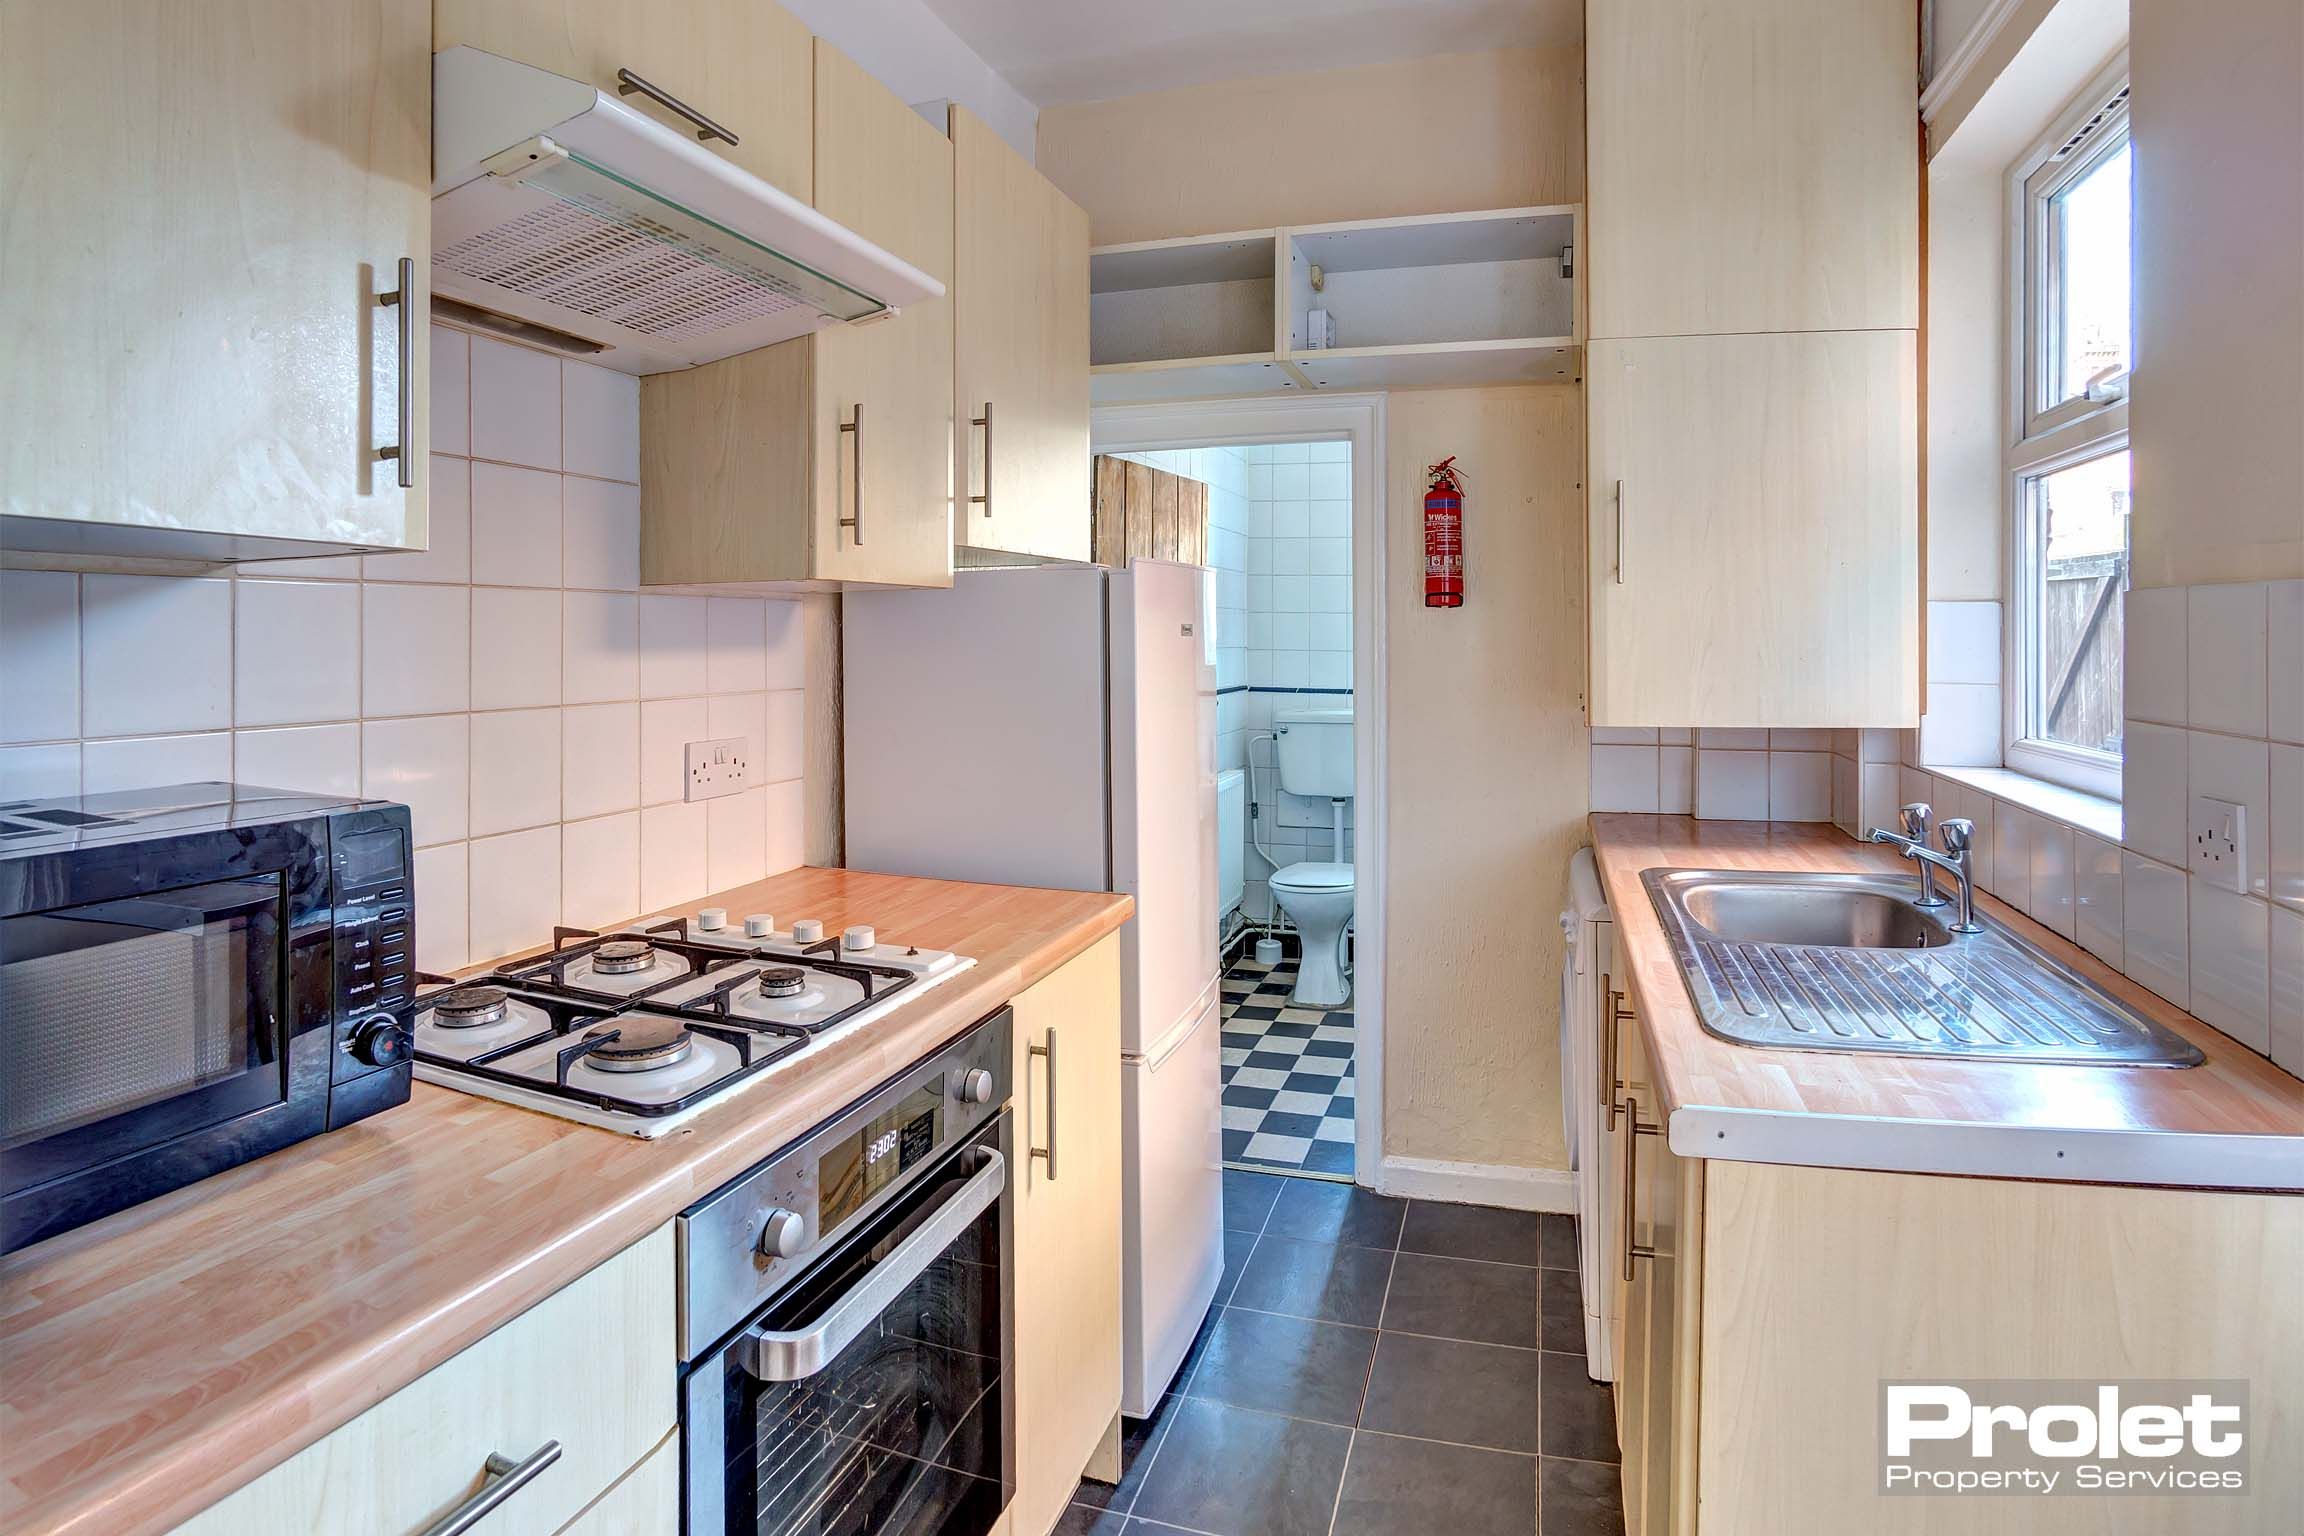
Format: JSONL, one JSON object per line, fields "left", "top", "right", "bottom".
{"left": 1590, "top": 816, "right": 2304, "bottom": 1185}
{"left": 0, "top": 867, "right": 1132, "bottom": 1536}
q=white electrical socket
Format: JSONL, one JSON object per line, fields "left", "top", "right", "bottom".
{"left": 2189, "top": 795, "right": 2247, "bottom": 893}
{"left": 685, "top": 737, "right": 750, "bottom": 801}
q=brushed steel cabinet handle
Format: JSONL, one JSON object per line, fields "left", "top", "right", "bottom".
{"left": 838, "top": 404, "right": 864, "bottom": 546}
{"left": 418, "top": 1440, "right": 561, "bottom": 1536}
{"left": 375, "top": 257, "right": 415, "bottom": 490}
{"left": 1621, "top": 1113, "right": 1660, "bottom": 1283}
{"left": 1613, "top": 478, "right": 1628, "bottom": 586}
{"left": 1602, "top": 981, "right": 1636, "bottom": 1131}
{"left": 969, "top": 401, "right": 994, "bottom": 517}
{"left": 615, "top": 67, "right": 739, "bottom": 145}
{"left": 1028, "top": 1028, "right": 1057, "bottom": 1180}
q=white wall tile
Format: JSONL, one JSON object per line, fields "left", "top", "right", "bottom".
{"left": 412, "top": 841, "right": 469, "bottom": 972}
{"left": 364, "top": 585, "right": 470, "bottom": 716}
{"left": 2188, "top": 884, "right": 2270, "bottom": 1052}
{"left": 706, "top": 598, "right": 769, "bottom": 693}
{"left": 1660, "top": 727, "right": 1693, "bottom": 746}
{"left": 1696, "top": 750, "right": 1770, "bottom": 820}
{"left": 1592, "top": 727, "right": 1660, "bottom": 747}
{"left": 561, "top": 361, "right": 639, "bottom": 484}
{"left": 235, "top": 723, "right": 358, "bottom": 796}
{"left": 470, "top": 708, "right": 562, "bottom": 835}
{"left": 640, "top": 800, "right": 708, "bottom": 912}
{"left": 1769, "top": 729, "right": 1832, "bottom": 751}
{"left": 1960, "top": 790, "right": 1998, "bottom": 891}
{"left": 470, "top": 462, "right": 563, "bottom": 587}
{"left": 2269, "top": 905, "right": 2304, "bottom": 1075}
{"left": 563, "top": 701, "right": 639, "bottom": 820}
{"left": 469, "top": 825, "right": 561, "bottom": 961}
{"left": 82, "top": 732, "right": 230, "bottom": 793}
{"left": 707, "top": 691, "right": 767, "bottom": 763}
{"left": 641, "top": 698, "right": 708, "bottom": 805}
{"left": 235, "top": 580, "right": 359, "bottom": 726}
{"left": 1991, "top": 804, "right": 2035, "bottom": 913}
{"left": 2028, "top": 817, "right": 2076, "bottom": 938}
{"left": 707, "top": 787, "right": 767, "bottom": 891}
{"left": 1658, "top": 746, "right": 1694, "bottom": 815}
{"left": 2074, "top": 831, "right": 2124, "bottom": 968}
{"left": 639, "top": 596, "right": 709, "bottom": 699}
{"left": 1858, "top": 762, "right": 1903, "bottom": 839}
{"left": 471, "top": 588, "right": 561, "bottom": 710}
{"left": 469, "top": 337, "right": 560, "bottom": 470}
{"left": 0, "top": 744, "right": 79, "bottom": 798}
{"left": 430, "top": 325, "right": 470, "bottom": 458}
{"left": 2187, "top": 730, "right": 2271, "bottom": 899}
{"left": 363, "top": 714, "right": 469, "bottom": 845}
{"left": 0, "top": 571, "right": 78, "bottom": 742}
{"left": 1769, "top": 751, "right": 1831, "bottom": 821}
{"left": 2268, "top": 581, "right": 2304, "bottom": 746}
{"left": 563, "top": 591, "right": 638, "bottom": 704}
{"left": 2123, "top": 587, "right": 2188, "bottom": 727}
{"left": 2121, "top": 853, "right": 2190, "bottom": 1010}
{"left": 562, "top": 477, "right": 640, "bottom": 591}
{"left": 367, "top": 455, "right": 471, "bottom": 583}
{"left": 81, "top": 575, "right": 231, "bottom": 736}
{"left": 1926, "top": 600, "right": 2001, "bottom": 686}
{"left": 1919, "top": 682, "right": 2000, "bottom": 766}
{"left": 764, "top": 777, "right": 806, "bottom": 875}
{"left": 561, "top": 811, "right": 640, "bottom": 929}
{"left": 1591, "top": 745, "right": 1659, "bottom": 812}
{"left": 1697, "top": 728, "right": 1767, "bottom": 749}
{"left": 2272, "top": 744, "right": 2304, "bottom": 913}
{"left": 2120, "top": 721, "right": 2190, "bottom": 867}
{"left": 762, "top": 689, "right": 806, "bottom": 783}
{"left": 2186, "top": 581, "right": 2268, "bottom": 738}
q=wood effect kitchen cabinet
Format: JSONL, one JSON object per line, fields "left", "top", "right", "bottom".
{"left": 1607, "top": 1007, "right": 1698, "bottom": 1536}
{"left": 171, "top": 1226, "right": 674, "bottom": 1536}
{"left": 0, "top": 0, "right": 430, "bottom": 566}
{"left": 952, "top": 107, "right": 1092, "bottom": 562}
{"left": 1585, "top": 0, "right": 1918, "bottom": 338}
{"left": 640, "top": 40, "right": 954, "bottom": 588}
{"left": 1008, "top": 933, "right": 1125, "bottom": 1536}
{"left": 1586, "top": 331, "right": 1919, "bottom": 728}
{"left": 432, "top": 0, "right": 813, "bottom": 202}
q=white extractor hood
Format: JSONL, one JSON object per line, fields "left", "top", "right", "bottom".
{"left": 431, "top": 46, "right": 943, "bottom": 375}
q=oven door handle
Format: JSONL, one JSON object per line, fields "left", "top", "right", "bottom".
{"left": 737, "top": 1146, "right": 1006, "bottom": 1383}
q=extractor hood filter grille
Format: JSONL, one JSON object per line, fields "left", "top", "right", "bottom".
{"left": 433, "top": 149, "right": 885, "bottom": 344}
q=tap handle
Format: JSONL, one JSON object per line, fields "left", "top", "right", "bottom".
{"left": 1938, "top": 818, "right": 1974, "bottom": 855}
{"left": 1900, "top": 802, "right": 1933, "bottom": 840}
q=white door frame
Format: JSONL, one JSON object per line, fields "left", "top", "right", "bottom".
{"left": 1091, "top": 393, "right": 1389, "bottom": 1190}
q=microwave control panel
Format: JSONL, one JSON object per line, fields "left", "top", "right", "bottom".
{"left": 330, "top": 810, "right": 415, "bottom": 1081}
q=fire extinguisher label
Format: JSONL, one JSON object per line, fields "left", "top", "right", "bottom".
{"left": 1424, "top": 457, "right": 1465, "bottom": 608}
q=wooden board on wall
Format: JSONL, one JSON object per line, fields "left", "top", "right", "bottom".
{"left": 1091, "top": 456, "right": 1208, "bottom": 567}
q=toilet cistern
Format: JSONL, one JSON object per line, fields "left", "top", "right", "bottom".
{"left": 1269, "top": 706, "right": 1357, "bottom": 1009}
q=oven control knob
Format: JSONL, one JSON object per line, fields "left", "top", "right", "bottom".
{"left": 842, "top": 925, "right": 876, "bottom": 952}
{"left": 697, "top": 907, "right": 728, "bottom": 932}
{"left": 347, "top": 1014, "right": 410, "bottom": 1068}
{"left": 956, "top": 1068, "right": 996, "bottom": 1105}
{"left": 757, "top": 1208, "right": 806, "bottom": 1260}
{"left": 744, "top": 913, "right": 775, "bottom": 939}
{"left": 791, "top": 919, "right": 825, "bottom": 944}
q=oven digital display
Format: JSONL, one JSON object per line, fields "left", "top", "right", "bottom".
{"left": 817, "top": 1076, "right": 944, "bottom": 1231}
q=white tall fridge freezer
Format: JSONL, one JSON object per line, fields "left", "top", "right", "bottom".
{"left": 843, "top": 561, "right": 1226, "bottom": 1417}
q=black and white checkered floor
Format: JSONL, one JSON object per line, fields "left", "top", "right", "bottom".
{"left": 1219, "top": 954, "right": 1355, "bottom": 1176}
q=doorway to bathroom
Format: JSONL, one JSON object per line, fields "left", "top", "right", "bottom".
{"left": 1093, "top": 395, "right": 1388, "bottom": 1187}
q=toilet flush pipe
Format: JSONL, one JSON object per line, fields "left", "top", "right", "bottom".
{"left": 1246, "top": 732, "right": 1283, "bottom": 878}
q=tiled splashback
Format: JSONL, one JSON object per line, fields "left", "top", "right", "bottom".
{"left": 0, "top": 326, "right": 814, "bottom": 976}
{"left": 1592, "top": 728, "right": 1901, "bottom": 823}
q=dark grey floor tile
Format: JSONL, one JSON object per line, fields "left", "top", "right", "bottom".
{"left": 1130, "top": 1397, "right": 1353, "bottom": 1536}
{"left": 1381, "top": 1251, "right": 1541, "bottom": 1348}
{"left": 1184, "top": 1306, "right": 1377, "bottom": 1426}
{"left": 1053, "top": 1502, "right": 1136, "bottom": 1535}
{"left": 1539, "top": 1351, "right": 1619, "bottom": 1462}
{"left": 1072, "top": 1391, "right": 1185, "bottom": 1511}
{"left": 1330, "top": 1431, "right": 1539, "bottom": 1536}
{"left": 1265, "top": 1179, "right": 1407, "bottom": 1249}
{"left": 1540, "top": 1264, "right": 1587, "bottom": 1355}
{"left": 1401, "top": 1200, "right": 1548, "bottom": 1265}
{"left": 1539, "top": 1212, "right": 1579, "bottom": 1272}
{"left": 1214, "top": 1225, "right": 1258, "bottom": 1308}
{"left": 1223, "top": 1168, "right": 1286, "bottom": 1231}
{"left": 1360, "top": 1332, "right": 1542, "bottom": 1453}
{"left": 1539, "top": 1456, "right": 1626, "bottom": 1536}
{"left": 1230, "top": 1234, "right": 1394, "bottom": 1327}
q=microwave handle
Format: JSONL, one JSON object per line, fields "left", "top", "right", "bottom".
{"left": 737, "top": 1147, "right": 1006, "bottom": 1384}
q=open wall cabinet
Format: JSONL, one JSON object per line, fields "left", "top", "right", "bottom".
{"left": 1089, "top": 205, "right": 1580, "bottom": 402}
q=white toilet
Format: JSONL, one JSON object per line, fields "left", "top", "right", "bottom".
{"left": 1268, "top": 705, "right": 1355, "bottom": 1008}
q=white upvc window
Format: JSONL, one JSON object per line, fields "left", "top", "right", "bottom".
{"left": 2004, "top": 61, "right": 2132, "bottom": 800}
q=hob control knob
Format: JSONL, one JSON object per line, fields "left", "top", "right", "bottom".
{"left": 757, "top": 1208, "right": 806, "bottom": 1260}
{"left": 744, "top": 913, "right": 775, "bottom": 938}
{"left": 842, "top": 925, "right": 876, "bottom": 952}
{"left": 956, "top": 1068, "right": 995, "bottom": 1105}
{"left": 791, "top": 919, "right": 825, "bottom": 944}
{"left": 697, "top": 907, "right": 727, "bottom": 932}
{"left": 347, "top": 1014, "right": 410, "bottom": 1068}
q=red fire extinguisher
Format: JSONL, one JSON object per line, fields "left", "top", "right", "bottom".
{"left": 1424, "top": 457, "right": 1465, "bottom": 607}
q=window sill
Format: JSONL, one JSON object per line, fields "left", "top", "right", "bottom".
{"left": 1924, "top": 763, "right": 2123, "bottom": 844}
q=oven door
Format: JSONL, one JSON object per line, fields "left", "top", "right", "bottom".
{"left": 685, "top": 1113, "right": 1011, "bottom": 1536}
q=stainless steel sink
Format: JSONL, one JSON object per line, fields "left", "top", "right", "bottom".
{"left": 1643, "top": 869, "right": 2204, "bottom": 1067}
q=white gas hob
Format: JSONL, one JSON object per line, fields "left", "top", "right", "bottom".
{"left": 411, "top": 907, "right": 975, "bottom": 1137}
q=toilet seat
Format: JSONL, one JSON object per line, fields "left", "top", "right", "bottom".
{"left": 1271, "top": 861, "right": 1354, "bottom": 892}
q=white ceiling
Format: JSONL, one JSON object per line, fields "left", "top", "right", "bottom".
{"left": 919, "top": 0, "right": 1584, "bottom": 107}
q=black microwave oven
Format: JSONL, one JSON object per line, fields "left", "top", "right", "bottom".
{"left": 0, "top": 782, "right": 416, "bottom": 1253}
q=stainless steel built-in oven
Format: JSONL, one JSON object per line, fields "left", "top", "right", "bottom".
{"left": 681, "top": 1011, "right": 1013, "bottom": 1536}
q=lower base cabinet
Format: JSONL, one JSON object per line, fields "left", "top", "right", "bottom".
{"left": 171, "top": 1226, "right": 675, "bottom": 1536}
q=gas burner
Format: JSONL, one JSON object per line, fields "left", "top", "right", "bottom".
{"left": 590, "top": 938, "right": 657, "bottom": 975}
{"left": 583, "top": 1014, "right": 694, "bottom": 1073}
{"left": 756, "top": 966, "right": 807, "bottom": 998}
{"left": 432, "top": 984, "right": 511, "bottom": 1027}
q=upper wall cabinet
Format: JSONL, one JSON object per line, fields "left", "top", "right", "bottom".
{"left": 640, "top": 40, "right": 954, "bottom": 588}
{"left": 1586, "top": 0, "right": 1918, "bottom": 337}
{"left": 433, "top": 0, "right": 813, "bottom": 202}
{"left": 952, "top": 107, "right": 1092, "bottom": 563}
{"left": 1, "top": 0, "right": 431, "bottom": 566}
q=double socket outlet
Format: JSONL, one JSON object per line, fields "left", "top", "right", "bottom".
{"left": 686, "top": 737, "right": 751, "bottom": 801}
{"left": 2189, "top": 795, "right": 2248, "bottom": 894}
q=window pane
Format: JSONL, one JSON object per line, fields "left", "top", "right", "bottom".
{"left": 2032, "top": 450, "right": 2130, "bottom": 754}
{"left": 2054, "top": 140, "right": 2132, "bottom": 403}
